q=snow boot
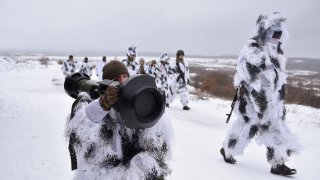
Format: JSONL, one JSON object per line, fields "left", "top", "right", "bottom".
{"left": 220, "top": 148, "right": 236, "bottom": 164}
{"left": 183, "top": 106, "right": 190, "bottom": 110}
{"left": 271, "top": 164, "right": 296, "bottom": 176}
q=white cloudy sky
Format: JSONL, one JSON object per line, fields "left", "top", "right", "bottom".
{"left": 0, "top": 0, "right": 319, "bottom": 58}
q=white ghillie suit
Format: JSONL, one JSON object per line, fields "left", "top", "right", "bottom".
{"left": 156, "top": 53, "right": 176, "bottom": 104}
{"left": 79, "top": 61, "right": 93, "bottom": 77}
{"left": 222, "top": 13, "right": 301, "bottom": 167}
{"left": 61, "top": 59, "right": 79, "bottom": 77}
{"left": 172, "top": 59, "right": 190, "bottom": 107}
{"left": 96, "top": 59, "right": 107, "bottom": 80}
{"left": 65, "top": 93, "right": 174, "bottom": 180}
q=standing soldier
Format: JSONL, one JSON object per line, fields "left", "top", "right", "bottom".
{"left": 147, "top": 60, "right": 161, "bottom": 89}
{"left": 138, "top": 58, "right": 147, "bottom": 74}
{"left": 122, "top": 45, "right": 139, "bottom": 76}
{"left": 61, "top": 55, "right": 79, "bottom": 77}
{"left": 156, "top": 53, "right": 175, "bottom": 107}
{"left": 172, "top": 50, "right": 191, "bottom": 110}
{"left": 96, "top": 56, "right": 107, "bottom": 80}
{"left": 147, "top": 60, "right": 159, "bottom": 78}
{"left": 79, "top": 57, "right": 93, "bottom": 77}
{"left": 220, "top": 13, "right": 301, "bottom": 176}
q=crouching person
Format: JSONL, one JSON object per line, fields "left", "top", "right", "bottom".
{"left": 65, "top": 60, "right": 174, "bottom": 180}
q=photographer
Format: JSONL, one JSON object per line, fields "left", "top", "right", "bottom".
{"left": 65, "top": 60, "right": 174, "bottom": 180}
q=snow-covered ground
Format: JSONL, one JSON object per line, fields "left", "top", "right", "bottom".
{"left": 0, "top": 59, "right": 320, "bottom": 179}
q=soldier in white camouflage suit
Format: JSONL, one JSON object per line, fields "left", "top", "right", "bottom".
{"left": 61, "top": 55, "right": 79, "bottom": 77}
{"left": 147, "top": 60, "right": 158, "bottom": 76}
{"left": 171, "top": 50, "right": 191, "bottom": 110}
{"left": 122, "top": 46, "right": 139, "bottom": 76}
{"left": 220, "top": 13, "right": 301, "bottom": 176}
{"left": 156, "top": 53, "right": 175, "bottom": 107}
{"left": 95, "top": 56, "right": 107, "bottom": 80}
{"left": 66, "top": 61, "right": 174, "bottom": 180}
{"left": 79, "top": 57, "right": 93, "bottom": 77}
{"left": 147, "top": 60, "right": 161, "bottom": 89}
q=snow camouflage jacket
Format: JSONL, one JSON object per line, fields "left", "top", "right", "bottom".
{"left": 61, "top": 60, "right": 79, "bottom": 77}
{"left": 79, "top": 62, "right": 93, "bottom": 77}
{"left": 147, "top": 65, "right": 158, "bottom": 78}
{"left": 122, "top": 59, "right": 139, "bottom": 76}
{"left": 156, "top": 62, "right": 175, "bottom": 92}
{"left": 65, "top": 93, "right": 173, "bottom": 180}
{"left": 234, "top": 38, "right": 288, "bottom": 128}
{"left": 147, "top": 64, "right": 162, "bottom": 89}
{"left": 174, "top": 61, "right": 190, "bottom": 86}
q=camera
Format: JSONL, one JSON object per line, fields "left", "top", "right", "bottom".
{"left": 64, "top": 72, "right": 166, "bottom": 129}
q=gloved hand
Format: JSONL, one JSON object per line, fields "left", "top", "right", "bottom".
{"left": 99, "top": 86, "right": 119, "bottom": 111}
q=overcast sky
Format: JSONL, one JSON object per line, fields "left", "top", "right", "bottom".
{"left": 0, "top": 0, "right": 319, "bottom": 58}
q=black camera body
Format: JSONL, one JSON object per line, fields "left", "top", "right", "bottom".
{"left": 64, "top": 72, "right": 165, "bottom": 129}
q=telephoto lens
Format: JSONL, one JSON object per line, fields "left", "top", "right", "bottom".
{"left": 117, "top": 74, "right": 165, "bottom": 129}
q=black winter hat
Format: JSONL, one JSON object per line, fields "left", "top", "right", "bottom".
{"left": 102, "top": 60, "right": 129, "bottom": 80}
{"left": 176, "top": 50, "right": 185, "bottom": 57}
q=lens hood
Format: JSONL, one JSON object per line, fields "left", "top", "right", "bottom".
{"left": 117, "top": 74, "right": 165, "bottom": 129}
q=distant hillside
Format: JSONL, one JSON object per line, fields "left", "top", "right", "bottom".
{"left": 1, "top": 51, "right": 319, "bottom": 72}
{"left": 287, "top": 57, "right": 320, "bottom": 72}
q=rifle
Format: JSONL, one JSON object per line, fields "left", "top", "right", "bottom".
{"left": 226, "top": 88, "right": 238, "bottom": 123}
{"left": 176, "top": 62, "right": 186, "bottom": 84}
